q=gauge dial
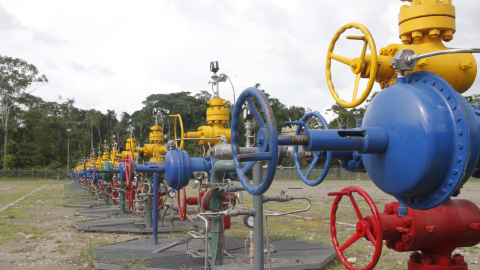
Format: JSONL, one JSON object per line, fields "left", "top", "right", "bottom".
{"left": 242, "top": 105, "right": 253, "bottom": 120}
{"left": 244, "top": 215, "right": 254, "bottom": 228}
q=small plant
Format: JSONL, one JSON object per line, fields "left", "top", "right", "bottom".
{"left": 79, "top": 239, "right": 98, "bottom": 268}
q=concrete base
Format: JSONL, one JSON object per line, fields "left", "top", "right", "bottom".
{"left": 71, "top": 217, "right": 205, "bottom": 234}
{"left": 91, "top": 236, "right": 336, "bottom": 270}
{"left": 73, "top": 205, "right": 197, "bottom": 218}
{"left": 63, "top": 183, "right": 105, "bottom": 208}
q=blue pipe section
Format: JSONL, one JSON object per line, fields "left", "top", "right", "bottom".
{"left": 304, "top": 127, "right": 388, "bottom": 154}
{"left": 153, "top": 172, "right": 158, "bottom": 245}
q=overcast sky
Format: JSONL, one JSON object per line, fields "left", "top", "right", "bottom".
{"left": 1, "top": 0, "right": 480, "bottom": 122}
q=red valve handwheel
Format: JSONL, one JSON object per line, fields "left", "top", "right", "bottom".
{"left": 328, "top": 186, "right": 382, "bottom": 270}
{"left": 177, "top": 187, "right": 187, "bottom": 221}
{"left": 124, "top": 154, "right": 133, "bottom": 187}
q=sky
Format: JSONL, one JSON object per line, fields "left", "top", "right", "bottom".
{"left": 1, "top": 0, "right": 480, "bottom": 122}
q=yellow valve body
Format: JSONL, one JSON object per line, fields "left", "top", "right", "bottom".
{"left": 185, "top": 97, "right": 231, "bottom": 147}
{"left": 102, "top": 152, "right": 109, "bottom": 162}
{"left": 206, "top": 98, "right": 229, "bottom": 125}
{"left": 148, "top": 125, "right": 164, "bottom": 143}
{"left": 115, "top": 138, "right": 138, "bottom": 160}
{"left": 373, "top": 0, "right": 477, "bottom": 92}
{"left": 110, "top": 147, "right": 119, "bottom": 167}
{"left": 135, "top": 125, "right": 166, "bottom": 163}
{"left": 398, "top": 0, "right": 455, "bottom": 44}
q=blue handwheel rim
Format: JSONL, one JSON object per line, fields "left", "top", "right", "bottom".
{"left": 231, "top": 87, "right": 278, "bottom": 195}
{"left": 294, "top": 111, "right": 332, "bottom": 186}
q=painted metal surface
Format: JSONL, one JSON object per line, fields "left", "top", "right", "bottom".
{"left": 292, "top": 111, "right": 333, "bottom": 186}
{"left": 184, "top": 97, "right": 231, "bottom": 147}
{"left": 163, "top": 148, "right": 215, "bottom": 191}
{"left": 231, "top": 87, "right": 278, "bottom": 195}
{"left": 326, "top": 1, "right": 476, "bottom": 109}
{"left": 328, "top": 186, "right": 480, "bottom": 270}
{"left": 363, "top": 72, "right": 480, "bottom": 213}
{"left": 326, "top": 22, "right": 378, "bottom": 108}
{"left": 328, "top": 186, "right": 383, "bottom": 270}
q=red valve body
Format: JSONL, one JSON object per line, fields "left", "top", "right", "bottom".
{"left": 367, "top": 199, "right": 480, "bottom": 269}
{"left": 186, "top": 191, "right": 237, "bottom": 211}
{"left": 186, "top": 191, "right": 236, "bottom": 230}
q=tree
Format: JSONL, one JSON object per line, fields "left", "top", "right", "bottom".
{"left": 464, "top": 94, "right": 480, "bottom": 104}
{"left": 0, "top": 56, "right": 48, "bottom": 169}
{"left": 84, "top": 110, "right": 103, "bottom": 151}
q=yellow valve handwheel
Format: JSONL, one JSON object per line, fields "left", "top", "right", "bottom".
{"left": 326, "top": 22, "right": 377, "bottom": 108}
{"left": 169, "top": 114, "right": 185, "bottom": 150}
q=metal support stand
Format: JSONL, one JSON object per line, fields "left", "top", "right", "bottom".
{"left": 120, "top": 181, "right": 126, "bottom": 214}
{"left": 145, "top": 194, "right": 153, "bottom": 229}
{"left": 253, "top": 161, "right": 264, "bottom": 270}
{"left": 153, "top": 172, "right": 159, "bottom": 245}
{"left": 97, "top": 184, "right": 102, "bottom": 200}
{"left": 104, "top": 189, "right": 110, "bottom": 205}
{"left": 209, "top": 184, "right": 224, "bottom": 266}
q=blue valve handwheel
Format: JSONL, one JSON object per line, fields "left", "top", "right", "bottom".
{"left": 231, "top": 87, "right": 278, "bottom": 195}
{"left": 294, "top": 111, "right": 332, "bottom": 186}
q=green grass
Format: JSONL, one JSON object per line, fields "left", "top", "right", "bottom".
{"left": 9, "top": 244, "right": 38, "bottom": 253}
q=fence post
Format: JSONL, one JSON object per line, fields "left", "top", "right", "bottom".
{"left": 45, "top": 168, "right": 47, "bottom": 179}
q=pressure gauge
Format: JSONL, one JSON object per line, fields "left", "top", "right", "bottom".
{"left": 159, "top": 185, "right": 167, "bottom": 194}
{"left": 168, "top": 189, "right": 176, "bottom": 198}
{"left": 236, "top": 191, "right": 244, "bottom": 204}
{"left": 243, "top": 214, "right": 254, "bottom": 228}
{"left": 242, "top": 105, "right": 253, "bottom": 120}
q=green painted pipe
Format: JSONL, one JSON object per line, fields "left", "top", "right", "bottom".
{"left": 208, "top": 160, "right": 237, "bottom": 266}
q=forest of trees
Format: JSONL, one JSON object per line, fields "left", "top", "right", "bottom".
{"left": 2, "top": 56, "right": 479, "bottom": 170}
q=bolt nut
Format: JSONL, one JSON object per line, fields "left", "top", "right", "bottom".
{"left": 469, "top": 223, "right": 480, "bottom": 230}
{"left": 394, "top": 241, "right": 405, "bottom": 252}
{"left": 402, "top": 233, "right": 413, "bottom": 242}
{"left": 428, "top": 29, "right": 440, "bottom": 39}
{"left": 412, "top": 31, "right": 423, "bottom": 41}
{"left": 425, "top": 225, "right": 438, "bottom": 233}
{"left": 461, "top": 61, "right": 473, "bottom": 70}
{"left": 442, "top": 30, "right": 454, "bottom": 42}
{"left": 421, "top": 257, "right": 434, "bottom": 265}
{"left": 438, "top": 257, "right": 451, "bottom": 267}
{"left": 401, "top": 217, "right": 412, "bottom": 226}
{"left": 385, "top": 240, "right": 394, "bottom": 249}
{"left": 453, "top": 254, "right": 465, "bottom": 265}
{"left": 418, "top": 59, "right": 430, "bottom": 67}
{"left": 410, "top": 252, "right": 421, "bottom": 264}
{"left": 401, "top": 34, "right": 412, "bottom": 45}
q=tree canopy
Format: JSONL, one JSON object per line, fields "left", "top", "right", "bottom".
{"left": 1, "top": 57, "right": 480, "bottom": 169}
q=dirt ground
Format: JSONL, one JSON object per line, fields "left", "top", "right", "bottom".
{"left": 0, "top": 179, "right": 479, "bottom": 270}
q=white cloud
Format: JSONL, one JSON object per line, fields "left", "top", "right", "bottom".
{"left": 0, "top": 0, "right": 479, "bottom": 124}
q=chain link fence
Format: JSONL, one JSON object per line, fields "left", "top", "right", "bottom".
{"left": 270, "top": 166, "right": 370, "bottom": 181}
{"left": 0, "top": 169, "right": 70, "bottom": 180}
{"left": 0, "top": 167, "right": 369, "bottom": 181}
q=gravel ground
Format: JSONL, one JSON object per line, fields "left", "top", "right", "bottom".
{"left": 0, "top": 179, "right": 479, "bottom": 270}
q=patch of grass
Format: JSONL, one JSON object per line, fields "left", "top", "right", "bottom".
{"left": 58, "top": 244, "right": 68, "bottom": 254}
{"left": 0, "top": 223, "right": 50, "bottom": 245}
{"left": 10, "top": 244, "right": 38, "bottom": 253}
